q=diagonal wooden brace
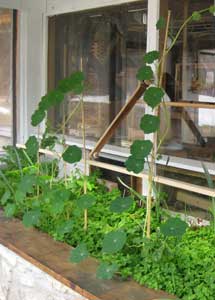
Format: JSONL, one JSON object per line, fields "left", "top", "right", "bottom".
{"left": 89, "top": 81, "right": 149, "bottom": 159}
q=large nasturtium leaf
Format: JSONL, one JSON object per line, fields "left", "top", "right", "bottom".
{"left": 18, "top": 174, "right": 37, "bottom": 194}
{"left": 160, "top": 217, "right": 188, "bottom": 238}
{"left": 76, "top": 194, "right": 96, "bottom": 210}
{"left": 31, "top": 109, "right": 46, "bottom": 127}
{"left": 209, "top": 5, "right": 215, "bottom": 14}
{"left": 23, "top": 209, "right": 41, "bottom": 228}
{"left": 96, "top": 262, "right": 118, "bottom": 280}
{"left": 125, "top": 155, "right": 145, "bottom": 174}
{"left": 56, "top": 220, "right": 74, "bottom": 236}
{"left": 70, "top": 243, "right": 89, "bottom": 263}
{"left": 52, "top": 188, "right": 71, "bottom": 202}
{"left": 136, "top": 65, "right": 153, "bottom": 81}
{"left": 4, "top": 203, "right": 16, "bottom": 218}
{"left": 102, "top": 230, "right": 127, "bottom": 254}
{"left": 1, "top": 190, "right": 11, "bottom": 205}
{"left": 25, "top": 136, "right": 39, "bottom": 158}
{"left": 50, "top": 198, "right": 65, "bottom": 215}
{"left": 140, "top": 114, "right": 160, "bottom": 134}
{"left": 110, "top": 196, "right": 133, "bottom": 213}
{"left": 156, "top": 16, "right": 165, "bottom": 30}
{"left": 192, "top": 11, "right": 202, "bottom": 21}
{"left": 15, "top": 190, "right": 26, "bottom": 203}
{"left": 144, "top": 86, "right": 165, "bottom": 109}
{"left": 143, "top": 51, "right": 160, "bottom": 64}
{"left": 62, "top": 145, "right": 82, "bottom": 164}
{"left": 131, "top": 140, "right": 153, "bottom": 159}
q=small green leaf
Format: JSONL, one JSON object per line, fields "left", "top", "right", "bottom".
{"left": 131, "top": 140, "right": 153, "bottom": 159}
{"left": 62, "top": 145, "right": 82, "bottom": 164}
{"left": 125, "top": 156, "right": 145, "bottom": 174}
{"left": 110, "top": 196, "right": 133, "bottom": 213}
{"left": 144, "top": 86, "right": 165, "bottom": 109}
{"left": 96, "top": 262, "right": 118, "bottom": 280}
{"left": 156, "top": 17, "right": 165, "bottom": 30}
{"left": 56, "top": 220, "right": 74, "bottom": 236}
{"left": 140, "top": 114, "right": 160, "bottom": 134}
{"left": 15, "top": 190, "right": 26, "bottom": 203}
{"left": 41, "top": 135, "right": 57, "bottom": 150}
{"left": 23, "top": 209, "right": 41, "bottom": 228}
{"left": 4, "top": 203, "right": 16, "bottom": 217}
{"left": 58, "top": 71, "right": 85, "bottom": 94}
{"left": 143, "top": 51, "right": 159, "bottom": 64}
{"left": 192, "top": 11, "right": 202, "bottom": 21}
{"left": 160, "top": 217, "right": 188, "bottom": 238}
{"left": 77, "top": 194, "right": 96, "bottom": 210}
{"left": 31, "top": 109, "right": 46, "bottom": 127}
{"left": 102, "top": 230, "right": 127, "bottom": 254}
{"left": 70, "top": 243, "right": 89, "bottom": 263}
{"left": 25, "top": 136, "right": 39, "bottom": 158}
{"left": 136, "top": 65, "right": 153, "bottom": 81}
{"left": 209, "top": 5, "right": 215, "bottom": 14}
{"left": 1, "top": 190, "right": 11, "bottom": 205}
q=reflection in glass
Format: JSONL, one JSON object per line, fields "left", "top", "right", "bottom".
{"left": 48, "top": 1, "right": 147, "bottom": 147}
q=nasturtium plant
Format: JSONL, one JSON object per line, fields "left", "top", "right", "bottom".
{"left": 49, "top": 198, "right": 65, "bottom": 215}
{"left": 102, "top": 230, "right": 127, "bottom": 254}
{"left": 41, "top": 135, "right": 58, "bottom": 150}
{"left": 209, "top": 5, "right": 215, "bottom": 14}
{"left": 144, "top": 86, "right": 165, "bottom": 109}
{"left": 62, "top": 145, "right": 82, "bottom": 164}
{"left": 125, "top": 156, "right": 145, "bottom": 174}
{"left": 31, "top": 109, "right": 46, "bottom": 127}
{"left": 96, "top": 262, "right": 118, "bottom": 280}
{"left": 131, "top": 140, "right": 153, "bottom": 159}
{"left": 70, "top": 243, "right": 89, "bottom": 263}
{"left": 156, "top": 16, "right": 165, "bottom": 30}
{"left": 140, "top": 114, "right": 160, "bottom": 134}
{"left": 18, "top": 174, "right": 37, "bottom": 194}
{"left": 110, "top": 196, "right": 133, "bottom": 213}
{"left": 23, "top": 209, "right": 41, "bottom": 228}
{"left": 76, "top": 194, "right": 96, "bottom": 210}
{"left": 15, "top": 190, "right": 26, "bottom": 203}
{"left": 136, "top": 65, "right": 153, "bottom": 81}
{"left": 160, "top": 217, "right": 188, "bottom": 238}
{"left": 4, "top": 203, "right": 16, "bottom": 218}
{"left": 143, "top": 51, "right": 159, "bottom": 64}
{"left": 25, "top": 136, "right": 39, "bottom": 158}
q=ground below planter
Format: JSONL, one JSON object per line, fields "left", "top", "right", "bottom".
{"left": 0, "top": 211, "right": 176, "bottom": 300}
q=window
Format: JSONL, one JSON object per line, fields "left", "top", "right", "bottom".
{"left": 48, "top": 1, "right": 147, "bottom": 148}
{"left": 159, "top": 0, "right": 215, "bottom": 163}
{"left": 0, "top": 8, "right": 17, "bottom": 151}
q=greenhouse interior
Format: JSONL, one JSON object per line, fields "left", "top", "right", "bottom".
{"left": 0, "top": 0, "right": 215, "bottom": 300}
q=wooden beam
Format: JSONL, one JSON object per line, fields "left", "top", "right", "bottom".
{"left": 166, "top": 101, "right": 215, "bottom": 109}
{"left": 89, "top": 81, "right": 149, "bottom": 159}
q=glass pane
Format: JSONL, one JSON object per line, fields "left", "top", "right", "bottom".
{"left": 48, "top": 1, "right": 147, "bottom": 147}
{"left": 160, "top": 106, "right": 215, "bottom": 162}
{"left": 0, "top": 9, "right": 14, "bottom": 151}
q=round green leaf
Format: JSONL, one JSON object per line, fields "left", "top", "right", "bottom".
{"left": 144, "top": 86, "right": 165, "bottom": 109}
{"left": 31, "top": 109, "right": 46, "bottom": 127}
{"left": 76, "top": 194, "right": 96, "bottom": 210}
{"left": 160, "top": 217, "right": 188, "bottom": 238}
{"left": 136, "top": 65, "right": 153, "bottom": 81}
{"left": 23, "top": 209, "right": 41, "bottom": 228}
{"left": 50, "top": 198, "right": 65, "bottom": 215}
{"left": 52, "top": 188, "right": 71, "bottom": 202}
{"left": 209, "top": 5, "right": 215, "bottom": 14}
{"left": 96, "top": 262, "right": 118, "bottom": 280}
{"left": 1, "top": 190, "right": 11, "bottom": 205}
{"left": 15, "top": 190, "right": 26, "bottom": 203}
{"left": 18, "top": 174, "right": 37, "bottom": 194}
{"left": 25, "top": 136, "right": 39, "bottom": 158}
{"left": 70, "top": 243, "right": 89, "bottom": 263}
{"left": 56, "top": 220, "right": 74, "bottom": 236}
{"left": 140, "top": 114, "right": 160, "bottom": 134}
{"left": 192, "top": 11, "right": 202, "bottom": 21}
{"left": 4, "top": 203, "right": 16, "bottom": 217}
{"left": 62, "top": 145, "right": 82, "bottom": 164}
{"left": 125, "top": 155, "right": 145, "bottom": 174}
{"left": 131, "top": 140, "right": 153, "bottom": 159}
{"left": 110, "top": 196, "right": 133, "bottom": 213}
{"left": 143, "top": 51, "right": 160, "bottom": 64}
{"left": 102, "top": 230, "right": 127, "bottom": 254}
{"left": 156, "top": 17, "right": 165, "bottom": 30}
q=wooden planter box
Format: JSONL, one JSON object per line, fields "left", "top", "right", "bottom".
{"left": 0, "top": 211, "right": 176, "bottom": 300}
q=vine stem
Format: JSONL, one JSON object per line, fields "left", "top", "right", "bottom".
{"left": 146, "top": 10, "right": 171, "bottom": 239}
